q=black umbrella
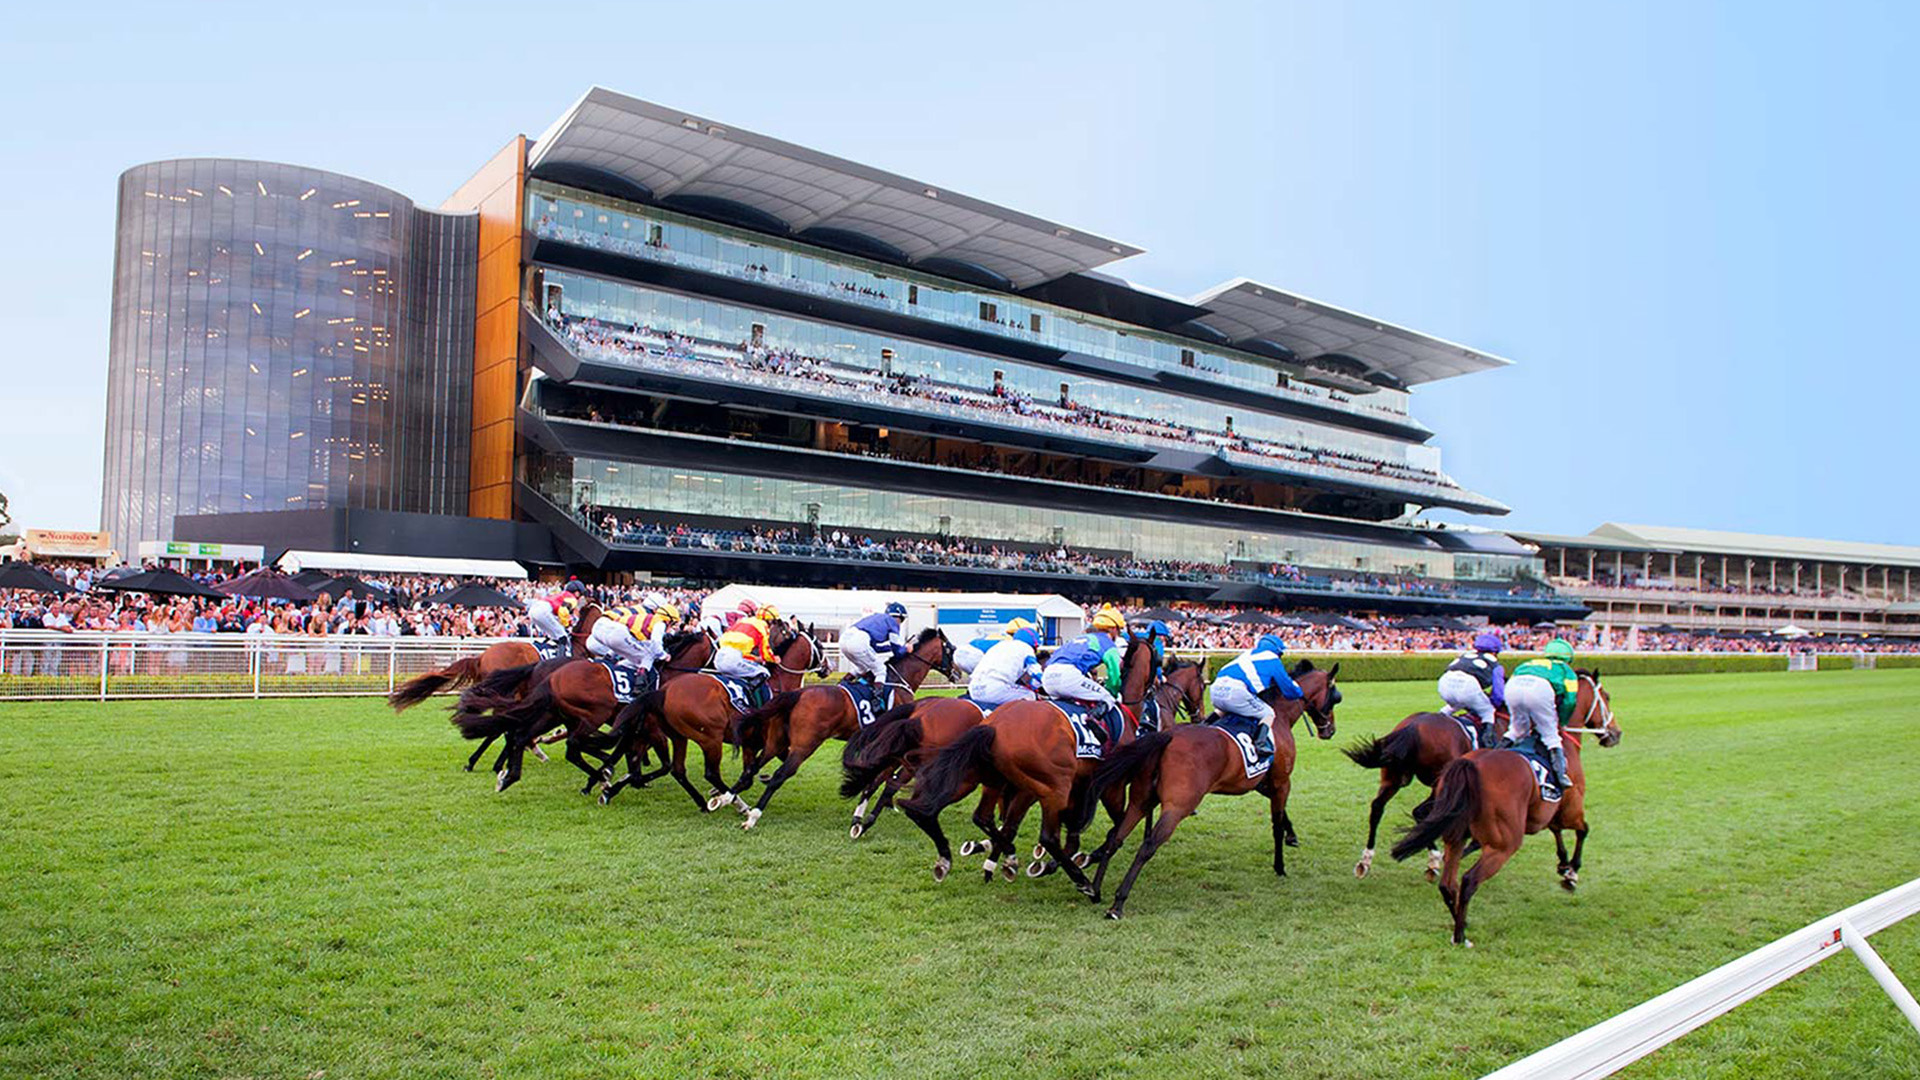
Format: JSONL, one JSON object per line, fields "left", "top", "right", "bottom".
{"left": 1135, "top": 606, "right": 1189, "bottom": 623}
{"left": 290, "top": 569, "right": 334, "bottom": 587}
{"left": 0, "top": 561, "right": 75, "bottom": 594}
{"left": 216, "top": 567, "right": 318, "bottom": 602}
{"left": 313, "top": 576, "right": 388, "bottom": 601}
{"left": 94, "top": 567, "right": 225, "bottom": 598}
{"left": 425, "top": 583, "right": 523, "bottom": 609}
{"left": 1223, "top": 609, "right": 1280, "bottom": 626}
{"left": 1206, "top": 582, "right": 1285, "bottom": 605}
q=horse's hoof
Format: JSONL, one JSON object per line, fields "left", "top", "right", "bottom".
{"left": 1032, "top": 843, "right": 1045, "bottom": 861}
{"left": 740, "top": 808, "right": 762, "bottom": 831}
{"left": 1460, "top": 938, "right": 1474, "bottom": 949}
{"left": 1001, "top": 860, "right": 1017, "bottom": 883}
{"left": 1424, "top": 868, "right": 1438, "bottom": 883}
{"left": 1072, "top": 851, "right": 1091, "bottom": 869}
{"left": 1561, "top": 870, "right": 1579, "bottom": 892}
{"left": 1356, "top": 849, "right": 1374, "bottom": 879}
{"left": 980, "top": 858, "right": 996, "bottom": 883}
{"left": 1078, "top": 883, "right": 1100, "bottom": 902}
{"left": 532, "top": 747, "right": 549, "bottom": 763}
{"left": 959, "top": 840, "right": 983, "bottom": 857}
{"left": 705, "top": 793, "right": 731, "bottom": 813}
{"left": 932, "top": 859, "right": 950, "bottom": 883}
{"left": 1105, "top": 907, "right": 1124, "bottom": 921}
{"left": 598, "top": 790, "right": 612, "bottom": 806}
{"left": 463, "top": 763, "right": 475, "bottom": 772}
{"left": 849, "top": 822, "right": 865, "bottom": 840}
{"left": 1026, "top": 860, "right": 1047, "bottom": 878}
{"left": 1284, "top": 833, "right": 1300, "bottom": 848}
{"left": 758, "top": 773, "right": 773, "bottom": 784}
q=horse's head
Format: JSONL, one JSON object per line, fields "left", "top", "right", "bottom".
{"left": 1117, "top": 630, "right": 1158, "bottom": 705}
{"left": 805, "top": 622, "right": 831, "bottom": 677}
{"left": 1276, "top": 659, "right": 1341, "bottom": 740}
{"left": 1576, "top": 669, "right": 1620, "bottom": 748}
{"left": 1162, "top": 656, "right": 1207, "bottom": 720}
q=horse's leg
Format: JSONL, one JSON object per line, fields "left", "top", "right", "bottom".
{"left": 662, "top": 734, "right": 712, "bottom": 813}
{"left": 1033, "top": 799, "right": 1100, "bottom": 901}
{"left": 1563, "top": 823, "right": 1590, "bottom": 891}
{"left": 467, "top": 732, "right": 496, "bottom": 772}
{"left": 1438, "top": 839, "right": 1466, "bottom": 944}
{"left": 1105, "top": 794, "right": 1194, "bottom": 919}
{"left": 1455, "top": 842, "right": 1516, "bottom": 947}
{"left": 693, "top": 733, "right": 736, "bottom": 815}
{"left": 902, "top": 777, "right": 976, "bottom": 884}
{"left": 982, "top": 787, "right": 1030, "bottom": 883}
{"left": 1088, "top": 786, "right": 1152, "bottom": 900}
{"left": 1269, "top": 777, "right": 1294, "bottom": 878}
{"left": 1357, "top": 772, "right": 1405, "bottom": 878}
{"left": 741, "top": 727, "right": 827, "bottom": 831}
{"left": 1040, "top": 781, "right": 1118, "bottom": 878}
{"left": 959, "top": 785, "right": 1002, "bottom": 861}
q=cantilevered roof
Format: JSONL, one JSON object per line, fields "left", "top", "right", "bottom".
{"left": 528, "top": 88, "right": 1143, "bottom": 290}
{"left": 1188, "top": 279, "right": 1512, "bottom": 386}
{"left": 1593, "top": 524, "right": 1920, "bottom": 569}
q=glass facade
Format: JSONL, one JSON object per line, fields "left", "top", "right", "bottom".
{"left": 526, "top": 181, "right": 1416, "bottom": 423}
{"left": 102, "top": 160, "right": 477, "bottom": 545}
{"left": 530, "top": 453, "right": 1462, "bottom": 577}
{"left": 535, "top": 269, "right": 1444, "bottom": 479}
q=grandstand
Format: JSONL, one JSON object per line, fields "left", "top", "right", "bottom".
{"left": 1515, "top": 523, "right": 1920, "bottom": 640}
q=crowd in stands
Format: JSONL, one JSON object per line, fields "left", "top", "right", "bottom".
{"left": 545, "top": 311, "right": 1467, "bottom": 498}
{"left": 1569, "top": 573, "right": 1880, "bottom": 602}
{"left": 531, "top": 213, "right": 1411, "bottom": 423}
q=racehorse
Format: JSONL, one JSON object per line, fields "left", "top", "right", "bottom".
{"left": 722, "top": 629, "right": 954, "bottom": 830}
{"left": 1344, "top": 705, "right": 1509, "bottom": 880}
{"left": 1390, "top": 672, "right": 1621, "bottom": 946}
{"left": 447, "top": 626, "right": 709, "bottom": 793}
{"left": 590, "top": 623, "right": 825, "bottom": 813}
{"left": 896, "top": 631, "right": 1161, "bottom": 897}
{"left": 839, "top": 651, "right": 1207, "bottom": 842}
{"left": 387, "top": 603, "right": 602, "bottom": 711}
{"left": 1074, "top": 662, "right": 1342, "bottom": 920}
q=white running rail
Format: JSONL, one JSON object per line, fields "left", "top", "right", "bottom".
{"left": 1484, "top": 876, "right": 1920, "bottom": 1079}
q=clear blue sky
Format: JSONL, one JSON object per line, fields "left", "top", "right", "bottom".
{"left": 3, "top": 1, "right": 1914, "bottom": 544}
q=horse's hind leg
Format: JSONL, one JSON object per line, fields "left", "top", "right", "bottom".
{"left": 1357, "top": 773, "right": 1405, "bottom": 878}
{"left": 742, "top": 730, "right": 826, "bottom": 831}
{"left": 1088, "top": 789, "right": 1152, "bottom": 900}
{"left": 1454, "top": 843, "right": 1515, "bottom": 947}
{"left": 902, "top": 782, "right": 973, "bottom": 884}
{"left": 1563, "top": 824, "right": 1589, "bottom": 891}
{"left": 959, "top": 786, "right": 1002, "bottom": 862}
{"left": 986, "top": 788, "right": 1033, "bottom": 883}
{"left": 663, "top": 735, "right": 712, "bottom": 813}
{"left": 1033, "top": 800, "right": 1099, "bottom": 901}
{"left": 468, "top": 733, "right": 496, "bottom": 772}
{"left": 1438, "top": 840, "right": 1466, "bottom": 944}
{"left": 1105, "top": 797, "right": 1193, "bottom": 919}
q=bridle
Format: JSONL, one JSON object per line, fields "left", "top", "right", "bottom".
{"left": 1565, "top": 674, "right": 1619, "bottom": 744}
{"left": 773, "top": 627, "right": 823, "bottom": 676}
{"left": 877, "top": 635, "right": 952, "bottom": 701}
{"left": 1291, "top": 673, "right": 1339, "bottom": 740}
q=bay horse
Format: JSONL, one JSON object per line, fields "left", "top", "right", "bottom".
{"left": 722, "top": 629, "right": 954, "bottom": 831}
{"left": 1344, "top": 705, "right": 1509, "bottom": 880}
{"left": 590, "top": 623, "right": 825, "bottom": 813}
{"left": 896, "top": 632, "right": 1160, "bottom": 896}
{"left": 1075, "top": 662, "right": 1342, "bottom": 920}
{"left": 1390, "top": 671, "right": 1621, "bottom": 946}
{"left": 448, "top": 626, "right": 710, "bottom": 793}
{"left": 388, "top": 603, "right": 602, "bottom": 711}
{"left": 840, "top": 652, "right": 1207, "bottom": 842}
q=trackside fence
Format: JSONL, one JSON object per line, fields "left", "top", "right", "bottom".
{"left": 1483, "top": 876, "right": 1920, "bottom": 1078}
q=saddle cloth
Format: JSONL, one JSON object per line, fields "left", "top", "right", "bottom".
{"left": 706, "top": 672, "right": 759, "bottom": 713}
{"left": 1502, "top": 734, "right": 1564, "bottom": 803}
{"left": 1206, "top": 713, "right": 1274, "bottom": 779}
{"left": 588, "top": 656, "right": 650, "bottom": 704}
{"left": 1448, "top": 711, "right": 1481, "bottom": 750}
{"left": 533, "top": 636, "right": 570, "bottom": 662}
{"left": 1137, "top": 694, "right": 1163, "bottom": 736}
{"left": 1046, "top": 699, "right": 1122, "bottom": 760}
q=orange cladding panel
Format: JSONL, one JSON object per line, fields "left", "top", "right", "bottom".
{"left": 443, "top": 136, "right": 527, "bottom": 520}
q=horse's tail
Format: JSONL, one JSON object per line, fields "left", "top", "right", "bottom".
{"left": 903, "top": 725, "right": 999, "bottom": 815}
{"left": 730, "top": 690, "right": 802, "bottom": 756}
{"left": 584, "top": 688, "right": 664, "bottom": 755}
{"left": 1391, "top": 757, "right": 1481, "bottom": 861}
{"left": 1343, "top": 725, "right": 1423, "bottom": 775}
{"left": 1075, "top": 730, "right": 1172, "bottom": 832}
{"left": 455, "top": 661, "right": 546, "bottom": 716}
{"left": 449, "top": 672, "right": 554, "bottom": 744}
{"left": 839, "top": 709, "right": 922, "bottom": 798}
{"left": 388, "top": 655, "right": 484, "bottom": 712}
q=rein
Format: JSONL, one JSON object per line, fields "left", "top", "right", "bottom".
{"left": 1564, "top": 674, "right": 1615, "bottom": 735}
{"left": 772, "top": 631, "right": 821, "bottom": 676}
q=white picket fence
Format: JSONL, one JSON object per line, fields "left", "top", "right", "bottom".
{"left": 1484, "top": 876, "right": 1920, "bottom": 1078}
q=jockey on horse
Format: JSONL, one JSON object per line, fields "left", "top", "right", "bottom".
{"left": 964, "top": 619, "right": 1044, "bottom": 709}
{"left": 1503, "top": 638, "right": 1581, "bottom": 789}
{"left": 525, "top": 579, "right": 590, "bottom": 657}
{"left": 841, "top": 601, "right": 909, "bottom": 686}
{"left": 1208, "top": 632, "right": 1304, "bottom": 766}
{"left": 1038, "top": 606, "right": 1130, "bottom": 750}
{"left": 585, "top": 597, "right": 682, "bottom": 696}
{"left": 1437, "top": 630, "right": 1507, "bottom": 750}
{"left": 714, "top": 601, "right": 781, "bottom": 707}
{"left": 951, "top": 618, "right": 1031, "bottom": 679}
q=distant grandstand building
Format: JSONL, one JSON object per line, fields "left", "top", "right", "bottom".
{"left": 103, "top": 86, "right": 1577, "bottom": 619}
{"left": 1516, "top": 524, "right": 1920, "bottom": 640}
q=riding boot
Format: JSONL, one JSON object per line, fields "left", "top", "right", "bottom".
{"left": 1478, "top": 721, "right": 1498, "bottom": 750}
{"left": 1548, "top": 745, "right": 1573, "bottom": 789}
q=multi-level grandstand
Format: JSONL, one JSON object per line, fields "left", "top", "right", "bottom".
{"left": 104, "top": 86, "right": 1580, "bottom": 619}
{"left": 1517, "top": 523, "right": 1920, "bottom": 640}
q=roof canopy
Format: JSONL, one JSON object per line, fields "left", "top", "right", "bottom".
{"left": 1593, "top": 523, "right": 1920, "bottom": 569}
{"left": 275, "top": 550, "right": 529, "bottom": 579}
{"left": 529, "top": 88, "right": 1142, "bottom": 290}
{"left": 1187, "top": 279, "right": 1511, "bottom": 387}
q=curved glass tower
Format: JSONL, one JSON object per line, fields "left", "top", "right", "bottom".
{"left": 101, "top": 159, "right": 477, "bottom": 545}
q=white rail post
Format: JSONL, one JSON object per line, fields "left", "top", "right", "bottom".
{"left": 1838, "top": 918, "right": 1920, "bottom": 1037}
{"left": 252, "top": 643, "right": 261, "bottom": 699}
{"left": 98, "top": 637, "right": 110, "bottom": 701}
{"left": 387, "top": 639, "right": 398, "bottom": 693}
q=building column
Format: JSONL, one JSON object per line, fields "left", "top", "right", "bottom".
{"left": 1769, "top": 559, "right": 1777, "bottom": 591}
{"left": 1644, "top": 552, "right": 1652, "bottom": 581}
{"left": 1695, "top": 555, "right": 1702, "bottom": 589}
{"left": 1746, "top": 559, "right": 1753, "bottom": 591}
{"left": 1586, "top": 549, "right": 1594, "bottom": 580}
{"left": 1670, "top": 552, "right": 1678, "bottom": 580}
{"left": 1816, "top": 564, "right": 1823, "bottom": 593}
{"left": 1615, "top": 551, "right": 1623, "bottom": 582}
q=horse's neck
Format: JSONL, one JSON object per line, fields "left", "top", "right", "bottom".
{"left": 1119, "top": 645, "right": 1154, "bottom": 705}
{"left": 893, "top": 648, "right": 935, "bottom": 689}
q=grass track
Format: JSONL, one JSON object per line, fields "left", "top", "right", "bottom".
{"left": 1, "top": 670, "right": 1917, "bottom": 1079}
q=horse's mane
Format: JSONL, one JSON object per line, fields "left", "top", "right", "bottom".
{"left": 911, "top": 627, "right": 944, "bottom": 647}
{"left": 1289, "top": 658, "right": 1318, "bottom": 678}
{"left": 1163, "top": 656, "right": 1200, "bottom": 674}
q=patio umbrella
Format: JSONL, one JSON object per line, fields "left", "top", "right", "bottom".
{"left": 0, "top": 561, "right": 76, "bottom": 594}
{"left": 1135, "top": 605, "right": 1188, "bottom": 623}
{"left": 1223, "top": 609, "right": 1280, "bottom": 626}
{"left": 424, "top": 583, "right": 523, "bottom": 609}
{"left": 313, "top": 576, "right": 388, "bottom": 601}
{"left": 290, "top": 569, "right": 334, "bottom": 587}
{"left": 216, "top": 567, "right": 318, "bottom": 602}
{"left": 1205, "top": 582, "right": 1284, "bottom": 605}
{"left": 94, "top": 568, "right": 224, "bottom": 598}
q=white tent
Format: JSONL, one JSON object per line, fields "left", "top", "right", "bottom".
{"left": 1774, "top": 624, "right": 1811, "bottom": 639}
{"left": 703, "top": 584, "right": 1085, "bottom": 643}
{"left": 276, "top": 550, "right": 529, "bottom": 580}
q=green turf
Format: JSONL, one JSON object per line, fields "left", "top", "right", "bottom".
{"left": 2, "top": 670, "right": 1917, "bottom": 1079}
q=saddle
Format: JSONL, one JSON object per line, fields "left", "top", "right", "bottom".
{"left": 1499, "top": 734, "right": 1564, "bottom": 803}
{"left": 706, "top": 672, "right": 762, "bottom": 713}
{"left": 1205, "top": 712, "right": 1274, "bottom": 779}
{"left": 587, "top": 655, "right": 652, "bottom": 704}
{"left": 1447, "top": 711, "right": 1482, "bottom": 750}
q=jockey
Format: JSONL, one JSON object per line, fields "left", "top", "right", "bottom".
{"left": 842, "top": 601, "right": 908, "bottom": 684}
{"left": 1505, "top": 638, "right": 1580, "bottom": 789}
{"left": 1208, "top": 633, "right": 1304, "bottom": 752}
{"left": 1128, "top": 619, "right": 1172, "bottom": 673}
{"left": 586, "top": 600, "right": 681, "bottom": 685}
{"left": 1438, "top": 630, "right": 1507, "bottom": 748}
{"left": 954, "top": 617, "right": 1032, "bottom": 676}
{"left": 715, "top": 605, "right": 776, "bottom": 700}
{"left": 968, "top": 622, "right": 1043, "bottom": 709}
{"left": 1041, "top": 607, "right": 1129, "bottom": 742}
{"left": 700, "top": 597, "right": 758, "bottom": 640}
{"left": 525, "top": 580, "right": 584, "bottom": 644}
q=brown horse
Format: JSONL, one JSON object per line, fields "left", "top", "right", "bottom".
{"left": 1344, "top": 705, "right": 1509, "bottom": 880}
{"left": 896, "top": 632, "right": 1162, "bottom": 896}
{"left": 388, "top": 603, "right": 601, "bottom": 712}
{"left": 1075, "top": 663, "right": 1342, "bottom": 919}
{"left": 839, "top": 650, "right": 1206, "bottom": 842}
{"left": 448, "top": 626, "right": 709, "bottom": 793}
{"left": 590, "top": 623, "right": 825, "bottom": 813}
{"left": 722, "top": 629, "right": 954, "bottom": 831}
{"left": 1390, "top": 671, "right": 1621, "bottom": 946}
